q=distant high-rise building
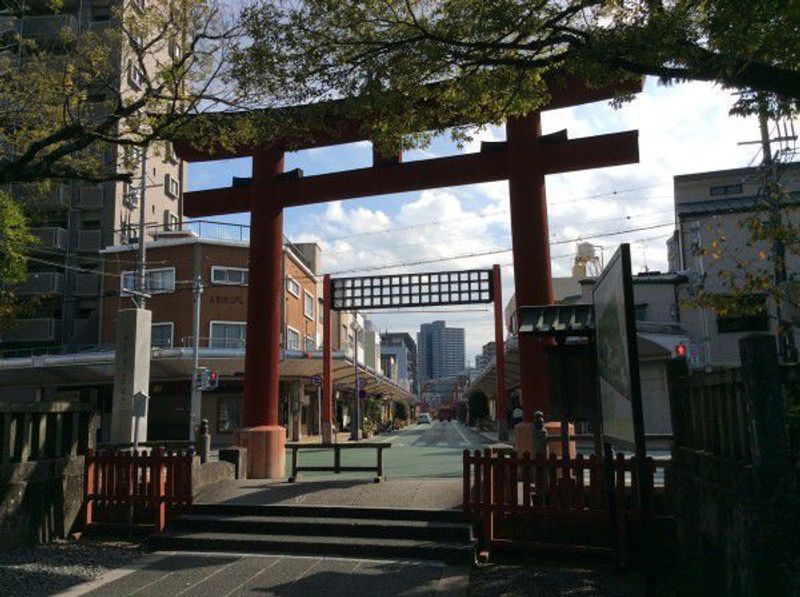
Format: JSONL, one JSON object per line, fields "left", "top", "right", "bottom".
{"left": 380, "top": 332, "right": 418, "bottom": 393}
{"left": 417, "top": 321, "right": 465, "bottom": 384}
{"left": 474, "top": 341, "right": 496, "bottom": 372}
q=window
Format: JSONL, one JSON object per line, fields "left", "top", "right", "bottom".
{"left": 304, "top": 290, "right": 315, "bottom": 320}
{"left": 168, "top": 38, "right": 182, "bottom": 61}
{"left": 304, "top": 336, "right": 316, "bottom": 352}
{"left": 210, "top": 322, "right": 246, "bottom": 348}
{"left": 709, "top": 183, "right": 743, "bottom": 197}
{"left": 212, "top": 266, "right": 248, "bottom": 285}
{"left": 286, "top": 326, "right": 301, "bottom": 350}
{"left": 716, "top": 295, "right": 769, "bottom": 333}
{"left": 164, "top": 173, "right": 180, "bottom": 198}
{"left": 122, "top": 182, "right": 138, "bottom": 208}
{"left": 287, "top": 276, "right": 300, "bottom": 297}
{"left": 163, "top": 210, "right": 179, "bottom": 231}
{"left": 121, "top": 267, "right": 175, "bottom": 295}
{"left": 128, "top": 60, "right": 145, "bottom": 88}
{"left": 151, "top": 322, "right": 173, "bottom": 348}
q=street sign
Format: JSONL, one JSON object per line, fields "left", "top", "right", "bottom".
{"left": 133, "top": 391, "right": 149, "bottom": 418}
{"left": 592, "top": 243, "right": 645, "bottom": 451}
{"left": 311, "top": 375, "right": 322, "bottom": 386}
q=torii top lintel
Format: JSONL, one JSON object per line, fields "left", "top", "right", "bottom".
{"left": 179, "top": 74, "right": 643, "bottom": 218}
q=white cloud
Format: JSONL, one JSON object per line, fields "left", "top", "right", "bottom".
{"left": 284, "top": 78, "right": 762, "bottom": 359}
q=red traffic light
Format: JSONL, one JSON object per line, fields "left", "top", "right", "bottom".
{"left": 675, "top": 343, "right": 688, "bottom": 358}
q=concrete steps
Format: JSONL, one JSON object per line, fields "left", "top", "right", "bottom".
{"left": 150, "top": 504, "right": 476, "bottom": 564}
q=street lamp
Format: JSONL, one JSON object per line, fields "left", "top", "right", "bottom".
{"left": 350, "top": 316, "right": 363, "bottom": 441}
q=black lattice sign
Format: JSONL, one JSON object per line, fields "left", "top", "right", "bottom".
{"left": 330, "top": 269, "right": 494, "bottom": 311}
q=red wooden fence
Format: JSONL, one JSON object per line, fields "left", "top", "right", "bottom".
{"left": 84, "top": 447, "right": 193, "bottom": 532}
{"left": 463, "top": 448, "right": 664, "bottom": 551}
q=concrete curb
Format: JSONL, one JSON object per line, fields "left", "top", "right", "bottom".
{"left": 52, "top": 552, "right": 171, "bottom": 597}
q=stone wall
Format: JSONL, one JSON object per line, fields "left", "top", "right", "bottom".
{"left": 0, "top": 456, "right": 85, "bottom": 550}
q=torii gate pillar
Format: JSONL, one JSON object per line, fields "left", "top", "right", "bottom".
{"left": 242, "top": 150, "right": 286, "bottom": 479}
{"left": 507, "top": 113, "right": 554, "bottom": 456}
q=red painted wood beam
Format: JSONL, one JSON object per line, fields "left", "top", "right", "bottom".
{"left": 182, "top": 129, "right": 639, "bottom": 216}
{"left": 270, "top": 151, "right": 508, "bottom": 206}
{"left": 540, "top": 130, "right": 639, "bottom": 174}
{"left": 183, "top": 185, "right": 252, "bottom": 218}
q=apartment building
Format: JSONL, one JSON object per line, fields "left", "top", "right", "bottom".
{"left": 380, "top": 332, "right": 417, "bottom": 394}
{"left": 668, "top": 163, "right": 800, "bottom": 366}
{"left": 0, "top": 1, "right": 184, "bottom": 354}
{"left": 417, "top": 321, "right": 465, "bottom": 384}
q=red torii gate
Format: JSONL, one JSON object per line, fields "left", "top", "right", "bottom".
{"left": 176, "top": 75, "right": 641, "bottom": 479}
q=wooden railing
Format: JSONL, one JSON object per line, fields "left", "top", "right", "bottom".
{"left": 463, "top": 448, "right": 664, "bottom": 550}
{"left": 84, "top": 447, "right": 193, "bottom": 532}
{"left": 669, "top": 367, "right": 754, "bottom": 462}
{"left": 1, "top": 401, "right": 95, "bottom": 464}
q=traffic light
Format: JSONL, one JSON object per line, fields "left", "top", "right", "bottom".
{"left": 675, "top": 342, "right": 688, "bottom": 358}
{"left": 196, "top": 368, "right": 220, "bottom": 390}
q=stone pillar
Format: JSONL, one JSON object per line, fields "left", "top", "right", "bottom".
{"left": 507, "top": 114, "right": 553, "bottom": 455}
{"left": 242, "top": 150, "right": 286, "bottom": 479}
{"left": 110, "top": 308, "right": 151, "bottom": 444}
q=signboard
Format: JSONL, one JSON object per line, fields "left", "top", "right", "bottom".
{"left": 592, "top": 244, "right": 645, "bottom": 450}
{"left": 311, "top": 375, "right": 322, "bottom": 386}
{"left": 330, "top": 269, "right": 494, "bottom": 311}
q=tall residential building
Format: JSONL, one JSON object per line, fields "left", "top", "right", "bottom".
{"left": 0, "top": 2, "right": 184, "bottom": 355}
{"left": 474, "top": 341, "right": 496, "bottom": 372}
{"left": 417, "top": 321, "right": 465, "bottom": 384}
{"left": 380, "top": 331, "right": 417, "bottom": 393}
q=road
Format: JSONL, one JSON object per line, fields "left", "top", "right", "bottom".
{"left": 285, "top": 421, "right": 491, "bottom": 480}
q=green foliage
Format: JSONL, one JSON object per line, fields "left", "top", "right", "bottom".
{"left": 0, "top": 0, "right": 245, "bottom": 186}
{"left": 467, "top": 389, "right": 490, "bottom": 425}
{"left": 229, "top": 0, "right": 800, "bottom": 152}
{"left": 0, "top": 191, "right": 36, "bottom": 323}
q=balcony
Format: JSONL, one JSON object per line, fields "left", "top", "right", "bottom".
{"left": 19, "top": 15, "right": 78, "bottom": 47}
{"left": 15, "top": 272, "right": 65, "bottom": 297}
{"left": 78, "top": 186, "right": 104, "bottom": 210}
{"left": 30, "top": 227, "right": 68, "bottom": 252}
{"left": 77, "top": 229, "right": 102, "bottom": 253}
{"left": 13, "top": 183, "right": 70, "bottom": 212}
{"left": 0, "top": 319, "right": 63, "bottom": 344}
{"left": 73, "top": 273, "right": 101, "bottom": 298}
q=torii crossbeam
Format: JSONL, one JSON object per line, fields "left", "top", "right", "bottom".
{"left": 175, "top": 75, "right": 641, "bottom": 478}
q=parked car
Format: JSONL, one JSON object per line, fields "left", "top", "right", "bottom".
{"left": 418, "top": 413, "right": 432, "bottom": 424}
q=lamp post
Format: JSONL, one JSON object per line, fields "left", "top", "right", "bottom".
{"left": 350, "top": 317, "right": 362, "bottom": 441}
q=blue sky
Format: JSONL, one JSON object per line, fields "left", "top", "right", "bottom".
{"left": 186, "top": 77, "right": 763, "bottom": 361}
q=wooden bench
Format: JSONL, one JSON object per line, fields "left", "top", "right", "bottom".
{"left": 286, "top": 442, "right": 391, "bottom": 483}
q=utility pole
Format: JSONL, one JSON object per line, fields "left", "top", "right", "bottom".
{"left": 758, "top": 99, "right": 798, "bottom": 363}
{"left": 189, "top": 275, "right": 204, "bottom": 441}
{"left": 350, "top": 317, "right": 362, "bottom": 441}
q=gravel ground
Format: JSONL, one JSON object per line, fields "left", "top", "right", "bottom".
{"left": 469, "top": 553, "right": 647, "bottom": 597}
{"left": 0, "top": 540, "right": 143, "bottom": 596}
